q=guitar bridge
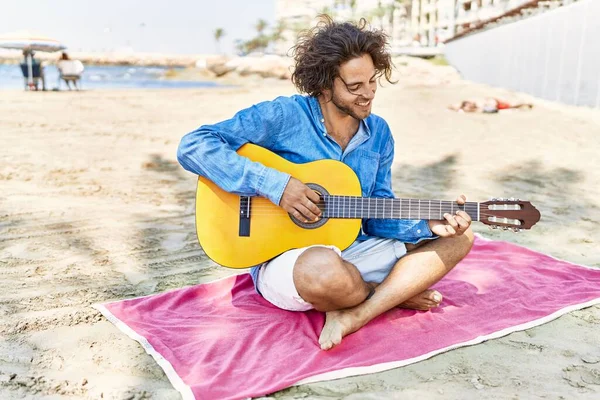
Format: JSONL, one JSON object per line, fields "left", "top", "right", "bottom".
{"left": 239, "top": 196, "right": 251, "bottom": 237}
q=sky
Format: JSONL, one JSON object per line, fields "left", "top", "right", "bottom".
{"left": 0, "top": 0, "right": 275, "bottom": 55}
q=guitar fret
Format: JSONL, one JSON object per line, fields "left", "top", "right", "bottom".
{"left": 399, "top": 198, "right": 402, "bottom": 219}
{"left": 323, "top": 197, "right": 479, "bottom": 221}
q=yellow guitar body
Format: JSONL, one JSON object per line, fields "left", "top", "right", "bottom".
{"left": 195, "top": 144, "right": 362, "bottom": 268}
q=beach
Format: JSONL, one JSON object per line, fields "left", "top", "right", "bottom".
{"left": 1, "top": 58, "right": 600, "bottom": 399}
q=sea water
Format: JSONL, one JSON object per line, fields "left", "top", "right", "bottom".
{"left": 0, "top": 64, "right": 222, "bottom": 90}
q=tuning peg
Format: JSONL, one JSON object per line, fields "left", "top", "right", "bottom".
{"left": 490, "top": 197, "right": 496, "bottom": 201}
{"left": 490, "top": 225, "right": 498, "bottom": 230}
{"left": 512, "top": 228, "right": 520, "bottom": 233}
{"left": 502, "top": 226, "right": 509, "bottom": 231}
{"left": 508, "top": 197, "right": 516, "bottom": 201}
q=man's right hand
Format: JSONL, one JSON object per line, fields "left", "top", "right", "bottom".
{"left": 279, "top": 177, "right": 322, "bottom": 223}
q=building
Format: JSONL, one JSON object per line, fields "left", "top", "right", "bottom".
{"left": 274, "top": 0, "right": 410, "bottom": 54}
{"left": 411, "top": 0, "right": 534, "bottom": 46}
{"left": 411, "top": 0, "right": 579, "bottom": 46}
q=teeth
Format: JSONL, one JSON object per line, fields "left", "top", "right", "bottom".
{"left": 357, "top": 101, "right": 370, "bottom": 106}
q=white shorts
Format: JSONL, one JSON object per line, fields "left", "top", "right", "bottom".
{"left": 256, "top": 238, "right": 407, "bottom": 312}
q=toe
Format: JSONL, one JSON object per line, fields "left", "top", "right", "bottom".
{"left": 429, "top": 290, "right": 443, "bottom": 304}
{"left": 320, "top": 341, "right": 333, "bottom": 351}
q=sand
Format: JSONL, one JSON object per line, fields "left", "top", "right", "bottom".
{"left": 1, "top": 58, "right": 600, "bottom": 399}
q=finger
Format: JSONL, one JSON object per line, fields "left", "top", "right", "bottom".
{"left": 456, "top": 210, "right": 472, "bottom": 223}
{"left": 456, "top": 194, "right": 467, "bottom": 205}
{"left": 296, "top": 204, "right": 319, "bottom": 222}
{"left": 303, "top": 193, "right": 322, "bottom": 217}
{"left": 444, "top": 224, "right": 456, "bottom": 236}
{"left": 443, "top": 213, "right": 459, "bottom": 230}
{"left": 453, "top": 217, "right": 469, "bottom": 235}
{"left": 454, "top": 215, "right": 470, "bottom": 229}
{"left": 305, "top": 188, "right": 321, "bottom": 204}
{"left": 291, "top": 209, "right": 306, "bottom": 223}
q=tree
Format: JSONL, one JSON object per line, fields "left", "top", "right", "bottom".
{"left": 349, "top": 0, "right": 357, "bottom": 16}
{"left": 255, "top": 19, "right": 268, "bottom": 35}
{"left": 213, "top": 28, "right": 225, "bottom": 54}
{"left": 370, "top": 1, "right": 387, "bottom": 29}
{"left": 271, "top": 19, "right": 287, "bottom": 50}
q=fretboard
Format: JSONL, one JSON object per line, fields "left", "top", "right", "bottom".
{"left": 320, "top": 196, "right": 479, "bottom": 221}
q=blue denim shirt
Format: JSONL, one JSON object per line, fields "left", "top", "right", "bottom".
{"left": 177, "top": 95, "right": 435, "bottom": 272}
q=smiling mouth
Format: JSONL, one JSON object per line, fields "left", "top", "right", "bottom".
{"left": 356, "top": 100, "right": 371, "bottom": 107}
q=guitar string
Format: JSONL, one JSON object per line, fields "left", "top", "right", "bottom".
{"left": 233, "top": 212, "right": 504, "bottom": 218}
{"left": 236, "top": 200, "right": 515, "bottom": 219}
{"left": 232, "top": 211, "right": 508, "bottom": 219}
{"left": 242, "top": 204, "right": 488, "bottom": 212}
{"left": 241, "top": 204, "right": 493, "bottom": 214}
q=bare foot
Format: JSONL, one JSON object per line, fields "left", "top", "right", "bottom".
{"left": 318, "top": 310, "right": 363, "bottom": 351}
{"left": 398, "top": 289, "right": 443, "bottom": 311}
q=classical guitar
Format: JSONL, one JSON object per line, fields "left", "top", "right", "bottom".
{"left": 195, "top": 144, "right": 541, "bottom": 268}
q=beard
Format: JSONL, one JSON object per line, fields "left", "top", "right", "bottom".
{"left": 331, "top": 88, "right": 372, "bottom": 120}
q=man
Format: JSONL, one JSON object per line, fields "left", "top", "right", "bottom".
{"left": 178, "top": 17, "right": 474, "bottom": 350}
{"left": 21, "top": 50, "right": 46, "bottom": 91}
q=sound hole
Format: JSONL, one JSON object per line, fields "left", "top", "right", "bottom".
{"left": 289, "top": 183, "right": 329, "bottom": 229}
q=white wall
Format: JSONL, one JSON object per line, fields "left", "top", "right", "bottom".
{"left": 444, "top": 0, "right": 600, "bottom": 108}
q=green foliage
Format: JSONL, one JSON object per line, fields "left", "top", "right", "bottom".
{"left": 427, "top": 56, "right": 450, "bottom": 66}
{"left": 214, "top": 28, "right": 225, "bottom": 41}
{"left": 237, "top": 18, "right": 291, "bottom": 54}
{"left": 213, "top": 28, "right": 225, "bottom": 53}
{"left": 255, "top": 19, "right": 268, "bottom": 35}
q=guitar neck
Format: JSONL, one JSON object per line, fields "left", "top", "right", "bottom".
{"left": 321, "top": 196, "right": 480, "bottom": 221}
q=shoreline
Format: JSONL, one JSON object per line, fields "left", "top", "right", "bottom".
{"left": 0, "top": 50, "right": 212, "bottom": 68}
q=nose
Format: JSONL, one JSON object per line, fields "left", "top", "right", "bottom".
{"left": 359, "top": 88, "right": 375, "bottom": 100}
{"left": 359, "top": 82, "right": 376, "bottom": 99}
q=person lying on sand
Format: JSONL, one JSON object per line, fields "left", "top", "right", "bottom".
{"left": 449, "top": 98, "right": 533, "bottom": 113}
{"left": 178, "top": 16, "right": 474, "bottom": 351}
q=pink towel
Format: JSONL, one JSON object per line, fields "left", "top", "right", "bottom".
{"left": 96, "top": 236, "right": 600, "bottom": 400}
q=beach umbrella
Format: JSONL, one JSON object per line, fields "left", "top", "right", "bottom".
{"left": 0, "top": 30, "right": 67, "bottom": 88}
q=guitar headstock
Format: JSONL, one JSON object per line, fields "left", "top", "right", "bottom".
{"left": 480, "top": 198, "right": 541, "bottom": 231}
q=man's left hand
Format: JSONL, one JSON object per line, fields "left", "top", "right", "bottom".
{"left": 428, "top": 194, "right": 472, "bottom": 237}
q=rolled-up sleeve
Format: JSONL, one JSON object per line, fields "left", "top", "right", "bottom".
{"left": 177, "top": 98, "right": 291, "bottom": 205}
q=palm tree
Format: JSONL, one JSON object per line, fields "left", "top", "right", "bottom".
{"left": 255, "top": 19, "right": 268, "bottom": 35}
{"left": 349, "top": 0, "right": 358, "bottom": 16}
{"left": 371, "top": 1, "right": 387, "bottom": 29}
{"left": 271, "top": 19, "right": 286, "bottom": 44}
{"left": 213, "top": 28, "right": 225, "bottom": 54}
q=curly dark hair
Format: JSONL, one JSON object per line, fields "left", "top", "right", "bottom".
{"left": 291, "top": 15, "right": 394, "bottom": 97}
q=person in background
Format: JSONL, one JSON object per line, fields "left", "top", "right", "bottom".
{"left": 21, "top": 50, "right": 46, "bottom": 91}
{"left": 448, "top": 98, "right": 533, "bottom": 113}
{"left": 57, "top": 52, "right": 84, "bottom": 91}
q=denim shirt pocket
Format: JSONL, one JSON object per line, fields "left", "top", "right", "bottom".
{"left": 345, "top": 150, "right": 380, "bottom": 197}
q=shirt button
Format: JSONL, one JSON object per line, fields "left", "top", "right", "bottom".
{"left": 417, "top": 229, "right": 421, "bottom": 234}
{"left": 323, "top": 131, "right": 327, "bottom": 136}
{"left": 320, "top": 118, "right": 325, "bottom": 123}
